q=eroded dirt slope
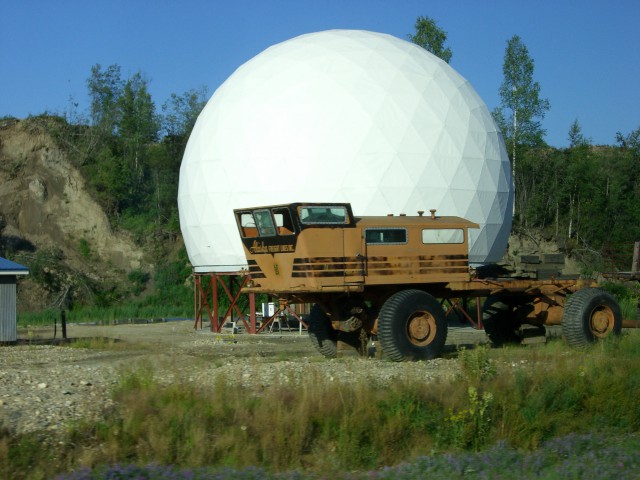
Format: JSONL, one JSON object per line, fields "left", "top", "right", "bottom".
{"left": 0, "top": 118, "right": 146, "bottom": 310}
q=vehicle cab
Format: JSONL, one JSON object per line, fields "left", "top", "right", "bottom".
{"left": 234, "top": 203, "right": 478, "bottom": 294}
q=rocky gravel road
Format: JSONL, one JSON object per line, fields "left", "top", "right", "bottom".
{"left": 0, "top": 320, "right": 489, "bottom": 437}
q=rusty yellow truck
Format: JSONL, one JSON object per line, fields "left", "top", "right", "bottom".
{"left": 234, "top": 202, "right": 621, "bottom": 361}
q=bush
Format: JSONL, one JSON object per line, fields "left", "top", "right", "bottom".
{"left": 78, "top": 238, "right": 91, "bottom": 260}
{"left": 127, "top": 269, "right": 150, "bottom": 296}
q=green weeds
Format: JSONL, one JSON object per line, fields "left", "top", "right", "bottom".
{"left": 446, "top": 386, "right": 494, "bottom": 451}
{"left": 457, "top": 345, "right": 497, "bottom": 383}
{"left": 66, "top": 336, "right": 133, "bottom": 351}
{"left": 601, "top": 280, "right": 639, "bottom": 320}
{"left": 18, "top": 304, "right": 190, "bottom": 326}
{"left": 78, "top": 238, "right": 92, "bottom": 260}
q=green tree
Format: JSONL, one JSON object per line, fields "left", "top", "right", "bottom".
{"left": 568, "top": 119, "right": 590, "bottom": 148}
{"left": 117, "top": 72, "right": 159, "bottom": 210}
{"left": 497, "top": 35, "right": 550, "bottom": 151}
{"left": 612, "top": 126, "right": 640, "bottom": 249}
{"left": 85, "top": 64, "right": 161, "bottom": 220}
{"left": 408, "top": 16, "right": 452, "bottom": 63}
{"left": 161, "top": 87, "right": 208, "bottom": 138}
{"left": 616, "top": 126, "right": 640, "bottom": 155}
{"left": 496, "top": 35, "right": 550, "bottom": 217}
{"left": 87, "top": 64, "right": 124, "bottom": 137}
{"left": 146, "top": 87, "right": 208, "bottom": 228}
{"left": 88, "top": 147, "right": 128, "bottom": 216}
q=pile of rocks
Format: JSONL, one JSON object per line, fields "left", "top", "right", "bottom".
{"left": 0, "top": 345, "right": 118, "bottom": 435}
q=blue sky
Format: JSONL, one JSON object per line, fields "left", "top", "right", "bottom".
{"left": 1, "top": 0, "right": 638, "bottom": 147}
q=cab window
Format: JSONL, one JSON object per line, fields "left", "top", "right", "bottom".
{"left": 238, "top": 212, "right": 258, "bottom": 238}
{"left": 238, "top": 209, "right": 295, "bottom": 238}
{"left": 365, "top": 228, "right": 407, "bottom": 245}
{"left": 422, "top": 228, "right": 464, "bottom": 244}
{"left": 272, "top": 207, "right": 295, "bottom": 235}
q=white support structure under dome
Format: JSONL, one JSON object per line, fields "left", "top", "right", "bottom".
{"left": 178, "top": 30, "right": 513, "bottom": 272}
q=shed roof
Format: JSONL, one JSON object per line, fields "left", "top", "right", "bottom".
{"left": 0, "top": 257, "right": 29, "bottom": 276}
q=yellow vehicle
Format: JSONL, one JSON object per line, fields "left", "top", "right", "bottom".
{"left": 234, "top": 203, "right": 621, "bottom": 361}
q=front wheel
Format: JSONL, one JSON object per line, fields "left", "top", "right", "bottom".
{"left": 562, "top": 288, "right": 621, "bottom": 347}
{"left": 307, "top": 304, "right": 338, "bottom": 358}
{"left": 378, "top": 289, "right": 447, "bottom": 362}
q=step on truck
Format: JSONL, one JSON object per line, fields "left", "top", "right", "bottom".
{"left": 234, "top": 202, "right": 622, "bottom": 360}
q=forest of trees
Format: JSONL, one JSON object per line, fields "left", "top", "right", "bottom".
{"left": 411, "top": 17, "right": 639, "bottom": 270}
{"left": 515, "top": 137, "right": 640, "bottom": 267}
{"left": 1, "top": 65, "right": 210, "bottom": 313}
{"left": 44, "top": 64, "right": 208, "bottom": 240}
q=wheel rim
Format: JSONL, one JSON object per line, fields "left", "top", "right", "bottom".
{"left": 406, "top": 310, "right": 437, "bottom": 346}
{"left": 589, "top": 305, "right": 615, "bottom": 338}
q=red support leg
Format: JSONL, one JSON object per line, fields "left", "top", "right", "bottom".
{"left": 284, "top": 304, "right": 306, "bottom": 329}
{"left": 193, "top": 275, "right": 200, "bottom": 330}
{"left": 191, "top": 271, "right": 259, "bottom": 334}
{"left": 444, "top": 297, "right": 483, "bottom": 329}
{"left": 212, "top": 273, "right": 219, "bottom": 332}
{"left": 249, "top": 292, "right": 256, "bottom": 334}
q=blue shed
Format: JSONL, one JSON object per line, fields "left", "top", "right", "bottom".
{"left": 0, "top": 257, "right": 29, "bottom": 343}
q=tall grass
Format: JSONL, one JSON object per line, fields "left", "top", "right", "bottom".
{"left": 63, "top": 367, "right": 448, "bottom": 473}
{"left": 17, "top": 303, "right": 192, "bottom": 326}
{"left": 621, "top": 297, "right": 639, "bottom": 321}
{"left": 3, "top": 334, "right": 640, "bottom": 479}
{"left": 601, "top": 280, "right": 639, "bottom": 320}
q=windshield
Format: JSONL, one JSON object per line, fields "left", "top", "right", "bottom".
{"left": 299, "top": 206, "right": 348, "bottom": 224}
{"left": 254, "top": 209, "right": 276, "bottom": 237}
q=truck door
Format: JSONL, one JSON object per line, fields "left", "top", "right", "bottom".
{"left": 295, "top": 204, "right": 362, "bottom": 288}
{"left": 342, "top": 227, "right": 365, "bottom": 286}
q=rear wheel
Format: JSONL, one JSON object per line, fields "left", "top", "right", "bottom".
{"left": 378, "top": 289, "right": 447, "bottom": 362}
{"left": 482, "top": 296, "right": 522, "bottom": 346}
{"left": 562, "top": 288, "right": 621, "bottom": 347}
{"left": 307, "top": 304, "right": 337, "bottom": 358}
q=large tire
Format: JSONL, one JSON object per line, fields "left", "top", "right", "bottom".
{"left": 378, "top": 289, "right": 447, "bottom": 362}
{"left": 482, "top": 296, "right": 522, "bottom": 346}
{"left": 307, "top": 304, "right": 338, "bottom": 358}
{"left": 562, "top": 288, "right": 622, "bottom": 347}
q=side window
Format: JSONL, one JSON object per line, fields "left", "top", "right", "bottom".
{"left": 422, "top": 228, "right": 464, "bottom": 244}
{"left": 238, "top": 212, "right": 258, "bottom": 238}
{"left": 365, "top": 228, "right": 407, "bottom": 245}
{"left": 254, "top": 209, "right": 276, "bottom": 237}
{"left": 272, "top": 207, "right": 295, "bottom": 235}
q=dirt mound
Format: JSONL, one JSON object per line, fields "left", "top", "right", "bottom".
{"left": 0, "top": 118, "right": 145, "bottom": 310}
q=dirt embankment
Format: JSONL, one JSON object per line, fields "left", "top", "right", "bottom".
{"left": 0, "top": 118, "right": 146, "bottom": 310}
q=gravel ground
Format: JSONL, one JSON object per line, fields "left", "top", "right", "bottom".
{"left": 0, "top": 320, "right": 490, "bottom": 437}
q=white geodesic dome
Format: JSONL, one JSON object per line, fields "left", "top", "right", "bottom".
{"left": 178, "top": 29, "right": 513, "bottom": 272}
